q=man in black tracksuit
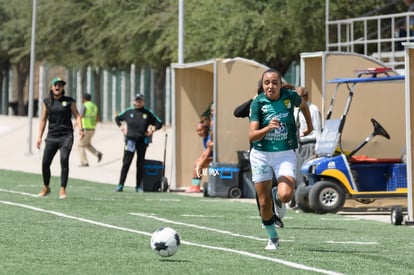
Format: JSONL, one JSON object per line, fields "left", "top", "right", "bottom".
{"left": 114, "top": 93, "right": 163, "bottom": 192}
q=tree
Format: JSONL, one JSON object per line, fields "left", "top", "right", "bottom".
{"left": 0, "top": 0, "right": 33, "bottom": 115}
{"left": 0, "top": 4, "right": 11, "bottom": 114}
{"left": 0, "top": 0, "right": 407, "bottom": 117}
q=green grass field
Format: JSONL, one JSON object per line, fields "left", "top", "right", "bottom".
{"left": 0, "top": 169, "right": 413, "bottom": 275}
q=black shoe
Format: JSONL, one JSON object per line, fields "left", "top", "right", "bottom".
{"left": 115, "top": 185, "right": 123, "bottom": 192}
{"left": 274, "top": 214, "right": 284, "bottom": 228}
{"left": 97, "top": 152, "right": 103, "bottom": 163}
{"left": 289, "top": 197, "right": 296, "bottom": 208}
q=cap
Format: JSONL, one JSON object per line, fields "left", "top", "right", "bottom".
{"left": 51, "top": 77, "right": 66, "bottom": 86}
{"left": 83, "top": 93, "right": 92, "bottom": 100}
{"left": 135, "top": 93, "right": 144, "bottom": 100}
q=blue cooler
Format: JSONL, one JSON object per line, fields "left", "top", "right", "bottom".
{"left": 143, "top": 159, "right": 164, "bottom": 192}
{"left": 386, "top": 163, "right": 407, "bottom": 191}
{"left": 207, "top": 162, "right": 241, "bottom": 198}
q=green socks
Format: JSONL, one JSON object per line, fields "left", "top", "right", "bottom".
{"left": 264, "top": 224, "right": 278, "bottom": 239}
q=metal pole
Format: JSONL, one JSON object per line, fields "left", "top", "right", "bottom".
{"left": 131, "top": 64, "right": 136, "bottom": 98}
{"left": 325, "top": 0, "right": 329, "bottom": 51}
{"left": 121, "top": 71, "right": 126, "bottom": 110}
{"left": 27, "top": 0, "right": 37, "bottom": 155}
{"left": 103, "top": 70, "right": 109, "bottom": 122}
{"left": 404, "top": 44, "right": 414, "bottom": 223}
{"left": 76, "top": 70, "right": 82, "bottom": 111}
{"left": 165, "top": 66, "right": 171, "bottom": 125}
{"left": 178, "top": 0, "right": 184, "bottom": 64}
{"left": 140, "top": 68, "right": 145, "bottom": 95}
{"left": 112, "top": 71, "right": 116, "bottom": 117}
{"left": 150, "top": 69, "right": 155, "bottom": 111}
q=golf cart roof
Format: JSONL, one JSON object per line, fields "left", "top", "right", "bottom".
{"left": 328, "top": 75, "right": 404, "bottom": 84}
{"left": 318, "top": 68, "right": 405, "bottom": 157}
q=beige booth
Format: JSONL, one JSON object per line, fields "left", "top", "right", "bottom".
{"left": 171, "top": 58, "right": 268, "bottom": 190}
{"left": 300, "top": 52, "right": 405, "bottom": 158}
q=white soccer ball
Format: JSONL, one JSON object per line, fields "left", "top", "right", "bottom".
{"left": 150, "top": 227, "right": 180, "bottom": 257}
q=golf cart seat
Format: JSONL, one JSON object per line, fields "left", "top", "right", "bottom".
{"left": 350, "top": 155, "right": 401, "bottom": 164}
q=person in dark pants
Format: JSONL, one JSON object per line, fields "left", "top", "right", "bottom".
{"left": 114, "top": 93, "right": 163, "bottom": 192}
{"left": 36, "top": 77, "right": 84, "bottom": 199}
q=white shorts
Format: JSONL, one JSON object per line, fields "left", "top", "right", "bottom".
{"left": 250, "top": 148, "right": 297, "bottom": 183}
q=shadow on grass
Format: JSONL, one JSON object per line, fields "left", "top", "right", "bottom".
{"left": 306, "top": 249, "right": 378, "bottom": 254}
{"left": 159, "top": 259, "right": 191, "bottom": 263}
{"left": 285, "top": 227, "right": 348, "bottom": 231}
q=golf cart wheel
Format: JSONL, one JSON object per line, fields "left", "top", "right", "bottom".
{"left": 309, "top": 180, "right": 346, "bottom": 214}
{"left": 203, "top": 182, "right": 209, "bottom": 197}
{"left": 295, "top": 182, "right": 314, "bottom": 213}
{"left": 391, "top": 205, "right": 403, "bottom": 225}
{"left": 228, "top": 186, "right": 242, "bottom": 198}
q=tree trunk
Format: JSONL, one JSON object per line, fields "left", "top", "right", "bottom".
{"left": 15, "top": 57, "right": 30, "bottom": 116}
{"left": 155, "top": 66, "right": 166, "bottom": 122}
{"left": 93, "top": 68, "right": 101, "bottom": 121}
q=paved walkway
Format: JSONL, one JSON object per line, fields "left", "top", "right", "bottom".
{"left": 0, "top": 115, "right": 172, "bottom": 189}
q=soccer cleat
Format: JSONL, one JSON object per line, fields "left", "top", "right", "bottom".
{"left": 272, "top": 187, "right": 286, "bottom": 218}
{"left": 97, "top": 152, "right": 103, "bottom": 163}
{"left": 274, "top": 214, "right": 284, "bottom": 228}
{"left": 184, "top": 185, "right": 202, "bottom": 193}
{"left": 38, "top": 186, "right": 51, "bottom": 197}
{"left": 265, "top": 238, "right": 279, "bottom": 250}
{"left": 135, "top": 186, "right": 144, "bottom": 193}
{"left": 59, "top": 187, "right": 67, "bottom": 199}
{"left": 115, "top": 184, "right": 123, "bottom": 192}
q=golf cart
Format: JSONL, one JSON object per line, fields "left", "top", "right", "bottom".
{"left": 296, "top": 68, "right": 408, "bottom": 224}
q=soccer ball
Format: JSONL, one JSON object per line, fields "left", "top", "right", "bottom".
{"left": 150, "top": 227, "right": 180, "bottom": 257}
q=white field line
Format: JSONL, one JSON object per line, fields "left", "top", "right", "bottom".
{"left": 130, "top": 213, "right": 376, "bottom": 246}
{"left": 0, "top": 200, "right": 152, "bottom": 236}
{"left": 326, "top": 241, "right": 379, "bottom": 245}
{"left": 0, "top": 199, "right": 343, "bottom": 275}
{"left": 130, "top": 212, "right": 268, "bottom": 241}
{"left": 181, "top": 214, "right": 225, "bottom": 218}
{"left": 0, "top": 188, "right": 39, "bottom": 197}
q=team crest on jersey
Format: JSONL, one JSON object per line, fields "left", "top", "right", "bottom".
{"left": 284, "top": 99, "right": 291, "bottom": 109}
{"left": 62, "top": 101, "right": 67, "bottom": 107}
{"left": 143, "top": 114, "right": 148, "bottom": 119}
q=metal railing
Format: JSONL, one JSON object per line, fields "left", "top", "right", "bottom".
{"left": 326, "top": 11, "right": 414, "bottom": 71}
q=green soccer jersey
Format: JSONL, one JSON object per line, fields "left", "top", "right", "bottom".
{"left": 249, "top": 88, "right": 302, "bottom": 152}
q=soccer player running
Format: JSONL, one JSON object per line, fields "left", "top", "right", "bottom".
{"left": 249, "top": 69, "right": 313, "bottom": 250}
